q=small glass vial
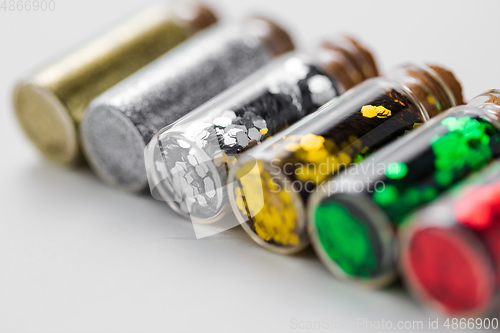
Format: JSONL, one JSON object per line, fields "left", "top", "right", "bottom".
{"left": 229, "top": 64, "right": 463, "bottom": 255}
{"left": 145, "top": 36, "right": 378, "bottom": 223}
{"left": 308, "top": 90, "right": 500, "bottom": 288}
{"left": 13, "top": 2, "right": 217, "bottom": 166}
{"left": 400, "top": 161, "right": 500, "bottom": 318}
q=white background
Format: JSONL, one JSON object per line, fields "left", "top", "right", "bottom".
{"left": 1, "top": 0, "right": 500, "bottom": 332}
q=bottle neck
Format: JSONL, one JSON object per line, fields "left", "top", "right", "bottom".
{"left": 387, "top": 64, "right": 459, "bottom": 119}
{"left": 174, "top": 2, "right": 218, "bottom": 34}
{"left": 245, "top": 17, "right": 295, "bottom": 58}
{"left": 315, "top": 36, "right": 378, "bottom": 93}
{"left": 468, "top": 89, "right": 500, "bottom": 121}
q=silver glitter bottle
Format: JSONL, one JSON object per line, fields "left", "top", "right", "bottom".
{"left": 81, "top": 17, "right": 294, "bottom": 192}
{"left": 145, "top": 36, "right": 379, "bottom": 223}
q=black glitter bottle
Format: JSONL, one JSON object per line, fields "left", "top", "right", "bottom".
{"left": 145, "top": 36, "right": 378, "bottom": 223}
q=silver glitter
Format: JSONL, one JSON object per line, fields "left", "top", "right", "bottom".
{"left": 204, "top": 178, "right": 216, "bottom": 198}
{"left": 179, "top": 140, "right": 191, "bottom": 149}
{"left": 223, "top": 135, "right": 237, "bottom": 147}
{"left": 236, "top": 131, "right": 249, "bottom": 147}
{"left": 308, "top": 74, "right": 337, "bottom": 106}
{"left": 213, "top": 117, "right": 232, "bottom": 128}
{"left": 247, "top": 128, "right": 261, "bottom": 141}
{"left": 81, "top": 22, "right": 273, "bottom": 192}
{"left": 195, "top": 165, "right": 207, "bottom": 177}
{"left": 187, "top": 154, "right": 198, "bottom": 166}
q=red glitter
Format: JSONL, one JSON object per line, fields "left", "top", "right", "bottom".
{"left": 479, "top": 222, "right": 500, "bottom": 287}
{"left": 455, "top": 183, "right": 500, "bottom": 230}
{"left": 405, "top": 227, "right": 494, "bottom": 314}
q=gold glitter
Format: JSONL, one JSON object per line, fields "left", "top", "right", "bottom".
{"left": 260, "top": 128, "right": 269, "bottom": 135}
{"left": 324, "top": 138, "right": 338, "bottom": 153}
{"left": 426, "top": 94, "right": 436, "bottom": 105}
{"left": 404, "top": 122, "right": 423, "bottom": 135}
{"left": 300, "top": 133, "right": 325, "bottom": 151}
{"left": 338, "top": 151, "right": 352, "bottom": 165}
{"left": 235, "top": 161, "right": 299, "bottom": 246}
{"left": 305, "top": 148, "right": 329, "bottom": 164}
{"left": 285, "top": 143, "right": 301, "bottom": 152}
{"left": 361, "top": 105, "right": 392, "bottom": 118}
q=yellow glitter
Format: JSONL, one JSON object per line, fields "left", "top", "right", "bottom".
{"left": 404, "top": 122, "right": 423, "bottom": 135}
{"left": 338, "top": 151, "right": 352, "bottom": 165}
{"left": 361, "top": 105, "right": 392, "bottom": 118}
{"left": 235, "top": 187, "right": 246, "bottom": 212}
{"left": 296, "top": 163, "right": 331, "bottom": 184}
{"left": 328, "top": 155, "right": 341, "bottom": 173}
{"left": 299, "top": 133, "right": 325, "bottom": 151}
{"left": 323, "top": 138, "right": 338, "bottom": 153}
{"left": 235, "top": 161, "right": 299, "bottom": 246}
{"left": 348, "top": 135, "right": 362, "bottom": 150}
{"left": 285, "top": 143, "right": 301, "bottom": 152}
{"left": 260, "top": 128, "right": 269, "bottom": 135}
{"left": 426, "top": 94, "right": 436, "bottom": 105}
{"left": 305, "top": 148, "right": 329, "bottom": 164}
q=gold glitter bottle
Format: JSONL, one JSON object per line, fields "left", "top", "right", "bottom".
{"left": 13, "top": 2, "right": 217, "bottom": 166}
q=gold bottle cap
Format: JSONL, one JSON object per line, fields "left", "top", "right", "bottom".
{"left": 246, "top": 16, "right": 295, "bottom": 58}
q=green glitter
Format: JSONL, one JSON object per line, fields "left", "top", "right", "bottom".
{"left": 441, "top": 117, "right": 463, "bottom": 131}
{"left": 314, "top": 201, "right": 379, "bottom": 277}
{"left": 354, "top": 155, "right": 364, "bottom": 163}
{"left": 373, "top": 185, "right": 398, "bottom": 206}
{"left": 422, "top": 186, "right": 438, "bottom": 201}
{"left": 404, "top": 187, "right": 421, "bottom": 204}
{"left": 385, "top": 162, "right": 408, "bottom": 179}
{"left": 369, "top": 115, "right": 500, "bottom": 227}
{"left": 432, "top": 116, "right": 494, "bottom": 174}
{"left": 466, "top": 145, "right": 491, "bottom": 170}
{"left": 434, "top": 170, "right": 455, "bottom": 187}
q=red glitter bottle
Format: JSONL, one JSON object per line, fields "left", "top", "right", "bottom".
{"left": 401, "top": 90, "right": 500, "bottom": 317}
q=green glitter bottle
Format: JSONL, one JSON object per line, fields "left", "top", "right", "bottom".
{"left": 308, "top": 89, "right": 500, "bottom": 288}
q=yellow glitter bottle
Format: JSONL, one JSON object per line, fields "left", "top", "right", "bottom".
{"left": 13, "top": 2, "right": 217, "bottom": 166}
